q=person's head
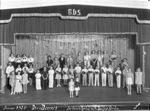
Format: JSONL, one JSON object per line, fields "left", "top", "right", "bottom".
{"left": 137, "top": 68, "right": 141, "bottom": 72}
{"left": 16, "top": 54, "right": 20, "bottom": 58}
{"left": 108, "top": 64, "right": 112, "bottom": 68}
{"left": 68, "top": 54, "right": 71, "bottom": 58}
{"left": 76, "top": 63, "right": 79, "bottom": 67}
{"left": 37, "top": 69, "right": 40, "bottom": 73}
{"left": 124, "top": 66, "right": 128, "bottom": 70}
{"left": 96, "top": 66, "right": 99, "bottom": 69}
{"left": 117, "top": 66, "right": 120, "bottom": 70}
{"left": 17, "top": 64, "right": 21, "bottom": 68}
{"left": 43, "top": 66, "right": 47, "bottom": 71}
{"left": 70, "top": 65, "right": 73, "bottom": 69}
{"left": 54, "top": 57, "right": 58, "bottom": 61}
{"left": 76, "top": 78, "right": 79, "bottom": 82}
{"left": 91, "top": 50, "right": 95, "bottom": 54}
{"left": 28, "top": 55, "right": 32, "bottom": 58}
{"left": 29, "top": 65, "right": 33, "bottom": 68}
{"left": 47, "top": 55, "right": 51, "bottom": 60}
{"left": 112, "top": 50, "right": 116, "bottom": 54}
{"left": 103, "top": 64, "right": 106, "bottom": 67}
{"left": 97, "top": 50, "right": 101, "bottom": 54}
{"left": 78, "top": 52, "right": 81, "bottom": 56}
{"left": 10, "top": 53, "right": 14, "bottom": 57}
{"left": 17, "top": 71, "right": 21, "bottom": 75}
{"left": 70, "top": 78, "right": 73, "bottom": 82}
{"left": 123, "top": 58, "right": 127, "bottom": 62}
{"left": 8, "top": 62, "right": 12, "bottom": 66}
{"left": 24, "top": 63, "right": 27, "bottom": 67}
{"left": 64, "top": 65, "right": 67, "bottom": 68}
{"left": 85, "top": 51, "right": 89, "bottom": 55}
{"left": 61, "top": 54, "right": 64, "bottom": 58}
{"left": 50, "top": 66, "right": 53, "bottom": 70}
{"left": 103, "top": 50, "right": 107, "bottom": 54}
{"left": 128, "top": 68, "right": 132, "bottom": 72}
{"left": 90, "top": 65, "right": 93, "bottom": 69}
{"left": 22, "top": 54, "right": 26, "bottom": 57}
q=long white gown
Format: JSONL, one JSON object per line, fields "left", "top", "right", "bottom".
{"left": 14, "top": 75, "right": 22, "bottom": 93}
{"left": 35, "top": 73, "right": 42, "bottom": 90}
{"left": 115, "top": 70, "right": 122, "bottom": 88}
{"left": 48, "top": 70, "right": 54, "bottom": 88}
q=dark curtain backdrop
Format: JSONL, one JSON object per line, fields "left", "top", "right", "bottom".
{"left": 0, "top": 17, "right": 150, "bottom": 44}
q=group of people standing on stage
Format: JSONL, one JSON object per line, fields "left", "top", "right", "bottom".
{"left": 2, "top": 50, "right": 143, "bottom": 97}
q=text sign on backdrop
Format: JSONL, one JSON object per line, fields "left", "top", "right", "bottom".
{"left": 68, "top": 9, "right": 81, "bottom": 16}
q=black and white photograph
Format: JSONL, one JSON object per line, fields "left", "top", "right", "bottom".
{"left": 0, "top": 0, "right": 150, "bottom": 110}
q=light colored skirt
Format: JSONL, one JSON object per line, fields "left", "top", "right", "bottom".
{"left": 75, "top": 87, "right": 80, "bottom": 91}
{"left": 126, "top": 77, "right": 133, "bottom": 85}
{"left": 63, "top": 74, "right": 68, "bottom": 79}
{"left": 55, "top": 74, "right": 61, "bottom": 79}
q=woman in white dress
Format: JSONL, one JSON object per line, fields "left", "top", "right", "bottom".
{"left": 101, "top": 64, "right": 108, "bottom": 86}
{"left": 15, "top": 65, "right": 22, "bottom": 73}
{"left": 126, "top": 68, "right": 134, "bottom": 95}
{"left": 135, "top": 68, "right": 143, "bottom": 95}
{"left": 35, "top": 70, "right": 42, "bottom": 90}
{"left": 55, "top": 65, "right": 62, "bottom": 87}
{"left": 22, "top": 70, "right": 29, "bottom": 94}
{"left": 9, "top": 71, "right": 16, "bottom": 95}
{"left": 115, "top": 67, "right": 122, "bottom": 88}
{"left": 69, "top": 79, "right": 74, "bottom": 98}
{"left": 48, "top": 66, "right": 55, "bottom": 88}
{"left": 14, "top": 71, "right": 22, "bottom": 94}
{"left": 62, "top": 65, "right": 69, "bottom": 86}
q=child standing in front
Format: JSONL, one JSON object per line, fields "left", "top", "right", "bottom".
{"left": 126, "top": 68, "right": 134, "bottom": 95}
{"left": 69, "top": 79, "right": 74, "bottom": 98}
{"left": 22, "top": 70, "right": 29, "bottom": 94}
{"left": 74, "top": 78, "right": 80, "bottom": 98}
{"left": 135, "top": 68, "right": 143, "bottom": 95}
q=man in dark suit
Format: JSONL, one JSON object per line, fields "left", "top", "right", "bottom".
{"left": 59, "top": 54, "right": 66, "bottom": 69}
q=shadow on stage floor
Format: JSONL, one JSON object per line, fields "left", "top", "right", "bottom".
{"left": 0, "top": 85, "right": 150, "bottom": 105}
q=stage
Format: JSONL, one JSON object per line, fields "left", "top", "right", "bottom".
{"left": 1, "top": 85, "right": 150, "bottom": 105}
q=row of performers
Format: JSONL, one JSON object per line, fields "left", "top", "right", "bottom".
{"left": 5, "top": 62, "right": 143, "bottom": 95}
{"left": 8, "top": 50, "right": 128, "bottom": 70}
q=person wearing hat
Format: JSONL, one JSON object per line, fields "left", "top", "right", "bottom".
{"left": 74, "top": 78, "right": 80, "bottom": 98}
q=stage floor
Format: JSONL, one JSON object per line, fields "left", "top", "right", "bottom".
{"left": 0, "top": 85, "right": 150, "bottom": 105}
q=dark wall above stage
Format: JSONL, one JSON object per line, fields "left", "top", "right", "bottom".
{"left": 1, "top": 5, "right": 150, "bottom": 21}
{"left": 0, "top": 17, "right": 150, "bottom": 44}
